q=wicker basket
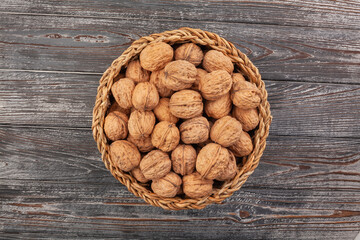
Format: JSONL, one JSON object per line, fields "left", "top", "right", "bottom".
{"left": 92, "top": 27, "right": 272, "bottom": 210}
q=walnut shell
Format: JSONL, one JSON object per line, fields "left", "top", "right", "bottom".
{"left": 109, "top": 140, "right": 141, "bottom": 172}
{"left": 169, "top": 90, "right": 203, "bottom": 119}
{"left": 149, "top": 69, "right": 173, "bottom": 97}
{"left": 196, "top": 143, "right": 230, "bottom": 180}
{"left": 151, "top": 121, "right": 180, "bottom": 152}
{"left": 132, "top": 82, "right": 159, "bottom": 111}
{"left": 153, "top": 98, "right": 178, "bottom": 124}
{"left": 131, "top": 167, "right": 149, "bottom": 183}
{"left": 171, "top": 144, "right": 197, "bottom": 176}
{"left": 151, "top": 172, "right": 182, "bottom": 197}
{"left": 125, "top": 59, "right": 150, "bottom": 83}
{"left": 233, "top": 107, "right": 259, "bottom": 131}
{"left": 183, "top": 172, "right": 213, "bottom": 198}
{"left": 111, "top": 78, "right": 135, "bottom": 109}
{"left": 231, "top": 73, "right": 261, "bottom": 109}
{"left": 205, "top": 93, "right": 232, "bottom": 119}
{"left": 229, "top": 131, "right": 253, "bottom": 157}
{"left": 163, "top": 60, "right": 197, "bottom": 91}
{"left": 179, "top": 117, "right": 210, "bottom": 144}
{"left": 199, "top": 70, "right": 232, "bottom": 100}
{"left": 140, "top": 150, "right": 171, "bottom": 180}
{"left": 210, "top": 116, "right": 242, "bottom": 147}
{"left": 104, "top": 111, "right": 128, "bottom": 141}
{"left": 202, "top": 50, "right": 234, "bottom": 73}
{"left": 174, "top": 43, "right": 204, "bottom": 66}
{"left": 108, "top": 101, "right": 130, "bottom": 116}
{"left": 140, "top": 42, "right": 174, "bottom": 71}
{"left": 216, "top": 150, "right": 237, "bottom": 181}
{"left": 127, "top": 134, "right": 154, "bottom": 152}
{"left": 128, "top": 110, "right": 155, "bottom": 138}
{"left": 191, "top": 68, "right": 207, "bottom": 91}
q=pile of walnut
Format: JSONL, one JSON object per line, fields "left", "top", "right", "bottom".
{"left": 104, "top": 42, "right": 261, "bottom": 199}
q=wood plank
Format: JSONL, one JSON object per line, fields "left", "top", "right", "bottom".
{"left": 1, "top": 71, "right": 359, "bottom": 138}
{"left": 0, "top": 127, "right": 359, "bottom": 239}
{"left": 0, "top": 14, "right": 359, "bottom": 84}
{"left": 1, "top": 0, "right": 360, "bottom": 30}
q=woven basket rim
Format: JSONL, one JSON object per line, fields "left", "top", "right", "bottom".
{"left": 92, "top": 27, "right": 272, "bottom": 210}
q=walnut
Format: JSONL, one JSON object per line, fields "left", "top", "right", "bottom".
{"left": 210, "top": 116, "right": 242, "bottom": 147}
{"left": 111, "top": 78, "right": 135, "bottom": 109}
{"left": 107, "top": 101, "right": 130, "bottom": 116}
{"left": 171, "top": 144, "right": 197, "bottom": 176}
{"left": 128, "top": 110, "right": 155, "bottom": 138}
{"left": 216, "top": 150, "right": 237, "bottom": 181}
{"left": 169, "top": 90, "right": 203, "bottom": 119}
{"left": 179, "top": 117, "right": 210, "bottom": 144}
{"left": 202, "top": 50, "right": 234, "bottom": 73}
{"left": 104, "top": 111, "right": 128, "bottom": 141}
{"left": 205, "top": 93, "right": 232, "bottom": 119}
{"left": 151, "top": 172, "right": 182, "bottom": 197}
{"left": 191, "top": 68, "right": 207, "bottom": 91}
{"left": 196, "top": 143, "right": 230, "bottom": 180}
{"left": 199, "top": 70, "right": 232, "bottom": 100}
{"left": 183, "top": 172, "right": 213, "bottom": 198}
{"left": 233, "top": 107, "right": 259, "bottom": 131}
{"left": 151, "top": 121, "right": 180, "bottom": 152}
{"left": 109, "top": 140, "right": 140, "bottom": 171}
{"left": 131, "top": 167, "right": 149, "bottom": 183}
{"left": 125, "top": 59, "right": 150, "bottom": 83}
{"left": 229, "top": 131, "right": 253, "bottom": 157}
{"left": 140, "top": 42, "right": 174, "bottom": 71}
{"left": 127, "top": 134, "right": 154, "bottom": 152}
{"left": 231, "top": 73, "right": 261, "bottom": 109}
{"left": 163, "top": 60, "right": 197, "bottom": 91}
{"left": 153, "top": 98, "right": 178, "bottom": 124}
{"left": 113, "top": 72, "right": 125, "bottom": 82}
{"left": 149, "top": 69, "right": 173, "bottom": 97}
{"left": 139, "top": 150, "right": 171, "bottom": 179}
{"left": 132, "top": 82, "right": 159, "bottom": 111}
{"left": 174, "top": 43, "right": 204, "bottom": 66}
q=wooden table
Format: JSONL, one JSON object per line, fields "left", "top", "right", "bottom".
{"left": 1, "top": 1, "right": 359, "bottom": 239}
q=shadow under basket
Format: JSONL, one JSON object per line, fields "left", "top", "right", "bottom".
{"left": 92, "top": 27, "right": 272, "bottom": 210}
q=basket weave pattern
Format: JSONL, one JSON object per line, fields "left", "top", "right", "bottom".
{"left": 92, "top": 27, "right": 272, "bottom": 210}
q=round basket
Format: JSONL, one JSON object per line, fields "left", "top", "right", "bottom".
{"left": 92, "top": 27, "right": 272, "bottom": 210}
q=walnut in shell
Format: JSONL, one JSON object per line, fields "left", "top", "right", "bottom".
{"left": 179, "top": 117, "right": 210, "bottom": 144}
{"left": 233, "top": 107, "right": 259, "bottom": 131}
{"left": 108, "top": 101, "right": 130, "bottom": 116}
{"left": 210, "top": 116, "right": 242, "bottom": 147}
{"left": 174, "top": 43, "right": 204, "bottom": 66}
{"left": 104, "top": 111, "right": 128, "bottom": 141}
{"left": 139, "top": 150, "right": 171, "bottom": 180}
{"left": 171, "top": 144, "right": 197, "bottom": 176}
{"left": 151, "top": 172, "right": 182, "bottom": 197}
{"left": 229, "top": 131, "right": 253, "bottom": 157}
{"left": 231, "top": 73, "right": 261, "bottom": 109}
{"left": 169, "top": 90, "right": 203, "bottom": 119}
{"left": 132, "top": 82, "right": 159, "bottom": 111}
{"left": 151, "top": 121, "right": 180, "bottom": 152}
{"left": 196, "top": 143, "right": 230, "bottom": 180}
{"left": 191, "top": 68, "right": 207, "bottom": 91}
{"left": 109, "top": 140, "right": 140, "bottom": 172}
{"left": 205, "top": 93, "right": 232, "bottom": 119}
{"left": 153, "top": 98, "right": 178, "bottom": 124}
{"left": 216, "top": 150, "right": 237, "bottom": 181}
{"left": 125, "top": 59, "right": 150, "bottom": 83}
{"left": 128, "top": 110, "right": 155, "bottom": 138}
{"left": 127, "top": 134, "right": 154, "bottom": 152}
{"left": 199, "top": 70, "right": 232, "bottom": 100}
{"left": 139, "top": 42, "right": 174, "bottom": 71}
{"left": 131, "top": 167, "right": 149, "bottom": 183}
{"left": 149, "top": 69, "right": 173, "bottom": 97}
{"left": 202, "top": 50, "right": 234, "bottom": 74}
{"left": 111, "top": 78, "right": 135, "bottom": 109}
{"left": 163, "top": 60, "right": 197, "bottom": 91}
{"left": 183, "top": 172, "right": 213, "bottom": 198}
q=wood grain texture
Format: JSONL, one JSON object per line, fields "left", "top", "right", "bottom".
{"left": 1, "top": 71, "right": 359, "bottom": 138}
{"left": 0, "top": 127, "right": 359, "bottom": 239}
{"left": 0, "top": 14, "right": 359, "bottom": 84}
{"left": 1, "top": 0, "right": 360, "bottom": 30}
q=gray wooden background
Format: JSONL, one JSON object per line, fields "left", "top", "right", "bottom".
{"left": 1, "top": 1, "right": 360, "bottom": 239}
